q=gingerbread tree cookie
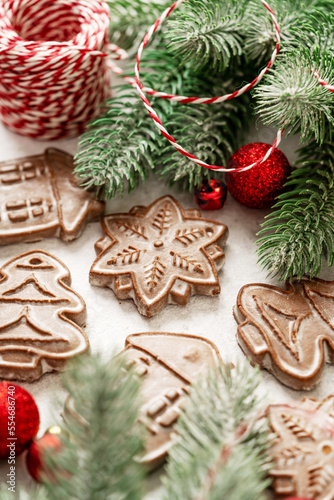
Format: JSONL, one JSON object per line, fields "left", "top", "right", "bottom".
{"left": 234, "top": 278, "right": 334, "bottom": 390}
{"left": 90, "top": 195, "right": 228, "bottom": 316}
{"left": 269, "top": 396, "right": 334, "bottom": 499}
{"left": 0, "top": 250, "right": 89, "bottom": 382}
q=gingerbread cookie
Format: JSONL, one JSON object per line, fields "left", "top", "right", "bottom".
{"left": 269, "top": 396, "right": 334, "bottom": 499}
{"left": 63, "top": 333, "right": 222, "bottom": 468}
{"left": 0, "top": 148, "right": 104, "bottom": 244}
{"left": 234, "top": 278, "right": 334, "bottom": 390}
{"left": 90, "top": 195, "right": 228, "bottom": 316}
{"left": 125, "top": 332, "right": 222, "bottom": 467}
{"left": 0, "top": 250, "right": 89, "bottom": 382}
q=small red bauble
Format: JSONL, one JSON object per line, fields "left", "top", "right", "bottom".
{"left": 194, "top": 179, "right": 227, "bottom": 210}
{"left": 0, "top": 381, "right": 39, "bottom": 460}
{"left": 26, "top": 427, "right": 63, "bottom": 482}
{"left": 226, "top": 142, "right": 291, "bottom": 208}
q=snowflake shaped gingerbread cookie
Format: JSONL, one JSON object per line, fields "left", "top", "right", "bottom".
{"left": 269, "top": 396, "right": 334, "bottom": 499}
{"left": 90, "top": 196, "right": 228, "bottom": 316}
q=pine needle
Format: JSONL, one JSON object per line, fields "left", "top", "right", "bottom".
{"left": 43, "top": 353, "right": 145, "bottom": 500}
{"left": 257, "top": 139, "right": 334, "bottom": 281}
{"left": 163, "top": 363, "right": 271, "bottom": 500}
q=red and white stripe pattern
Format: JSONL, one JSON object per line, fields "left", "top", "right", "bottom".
{"left": 0, "top": 0, "right": 111, "bottom": 139}
{"left": 108, "top": 1, "right": 334, "bottom": 174}
{"left": 313, "top": 70, "right": 334, "bottom": 93}
{"left": 133, "top": 0, "right": 283, "bottom": 173}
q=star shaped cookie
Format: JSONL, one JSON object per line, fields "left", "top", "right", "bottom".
{"left": 90, "top": 196, "right": 228, "bottom": 316}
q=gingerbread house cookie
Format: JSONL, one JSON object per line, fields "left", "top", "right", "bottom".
{"left": 0, "top": 148, "right": 104, "bottom": 244}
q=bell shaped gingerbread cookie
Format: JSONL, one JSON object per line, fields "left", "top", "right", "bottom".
{"left": 90, "top": 195, "right": 228, "bottom": 316}
{"left": 0, "top": 148, "right": 104, "bottom": 244}
{"left": 124, "top": 332, "right": 223, "bottom": 467}
{"left": 0, "top": 250, "right": 89, "bottom": 381}
{"left": 234, "top": 278, "right": 334, "bottom": 390}
{"left": 269, "top": 396, "right": 334, "bottom": 499}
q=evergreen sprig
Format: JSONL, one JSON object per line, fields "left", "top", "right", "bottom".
{"left": 257, "top": 139, "right": 334, "bottom": 281}
{"left": 167, "top": 0, "right": 246, "bottom": 71}
{"left": 75, "top": 51, "right": 251, "bottom": 198}
{"left": 244, "top": 0, "right": 334, "bottom": 64}
{"left": 43, "top": 353, "right": 145, "bottom": 500}
{"left": 253, "top": 49, "right": 334, "bottom": 143}
{"left": 159, "top": 91, "right": 250, "bottom": 190}
{"left": 107, "top": 0, "right": 171, "bottom": 50}
{"left": 163, "top": 363, "right": 271, "bottom": 500}
{"left": 75, "top": 89, "right": 164, "bottom": 199}
{"left": 0, "top": 353, "right": 145, "bottom": 500}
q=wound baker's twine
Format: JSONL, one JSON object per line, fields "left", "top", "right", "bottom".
{"left": 1, "top": 0, "right": 333, "bottom": 163}
{"left": 0, "top": 0, "right": 111, "bottom": 140}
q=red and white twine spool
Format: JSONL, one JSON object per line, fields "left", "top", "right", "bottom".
{"left": 0, "top": 0, "right": 111, "bottom": 139}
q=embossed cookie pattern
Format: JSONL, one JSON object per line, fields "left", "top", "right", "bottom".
{"left": 269, "top": 396, "right": 334, "bottom": 499}
{"left": 0, "top": 148, "right": 104, "bottom": 244}
{"left": 124, "top": 332, "right": 223, "bottom": 467}
{"left": 234, "top": 278, "right": 334, "bottom": 389}
{"left": 90, "top": 195, "right": 228, "bottom": 316}
{"left": 0, "top": 250, "right": 89, "bottom": 381}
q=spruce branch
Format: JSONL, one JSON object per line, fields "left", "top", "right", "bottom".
{"left": 107, "top": 0, "right": 171, "bottom": 50}
{"left": 257, "top": 140, "right": 334, "bottom": 281}
{"left": 42, "top": 353, "right": 145, "bottom": 500}
{"left": 163, "top": 363, "right": 271, "bottom": 500}
{"left": 244, "top": 0, "right": 334, "bottom": 64}
{"left": 167, "top": 0, "right": 247, "bottom": 71}
{"left": 253, "top": 49, "right": 334, "bottom": 143}
{"left": 75, "top": 48, "right": 192, "bottom": 199}
{"left": 75, "top": 48, "right": 252, "bottom": 198}
{"left": 159, "top": 89, "right": 250, "bottom": 190}
{"left": 75, "top": 89, "right": 164, "bottom": 199}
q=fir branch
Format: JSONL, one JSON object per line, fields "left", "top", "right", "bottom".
{"left": 107, "top": 0, "right": 171, "bottom": 50}
{"left": 257, "top": 140, "right": 334, "bottom": 281}
{"left": 75, "top": 50, "right": 251, "bottom": 197}
{"left": 253, "top": 49, "right": 334, "bottom": 143}
{"left": 159, "top": 90, "right": 250, "bottom": 190}
{"left": 42, "top": 353, "right": 145, "bottom": 500}
{"left": 244, "top": 0, "right": 334, "bottom": 64}
{"left": 311, "top": 13, "right": 334, "bottom": 54}
{"left": 167, "top": 0, "right": 247, "bottom": 71}
{"left": 163, "top": 363, "right": 271, "bottom": 500}
{"left": 75, "top": 90, "right": 164, "bottom": 199}
{"left": 74, "top": 49, "right": 188, "bottom": 199}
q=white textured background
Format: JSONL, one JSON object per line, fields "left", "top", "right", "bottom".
{"left": 0, "top": 118, "right": 333, "bottom": 499}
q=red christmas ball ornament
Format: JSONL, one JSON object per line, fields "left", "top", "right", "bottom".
{"left": 194, "top": 179, "right": 227, "bottom": 210}
{"left": 0, "top": 381, "right": 39, "bottom": 460}
{"left": 26, "top": 426, "right": 64, "bottom": 482}
{"left": 226, "top": 142, "right": 291, "bottom": 208}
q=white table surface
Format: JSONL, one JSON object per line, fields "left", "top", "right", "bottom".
{"left": 0, "top": 118, "right": 333, "bottom": 499}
